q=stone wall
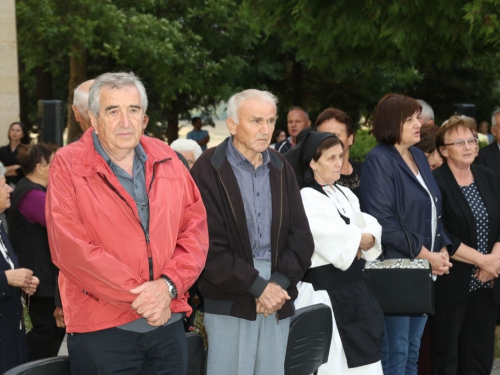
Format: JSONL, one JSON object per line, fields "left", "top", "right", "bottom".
{"left": 0, "top": 0, "right": 20, "bottom": 146}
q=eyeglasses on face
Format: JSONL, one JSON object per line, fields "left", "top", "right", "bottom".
{"left": 443, "top": 137, "right": 478, "bottom": 148}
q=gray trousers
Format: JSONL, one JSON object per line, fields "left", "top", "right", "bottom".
{"left": 204, "top": 259, "right": 290, "bottom": 375}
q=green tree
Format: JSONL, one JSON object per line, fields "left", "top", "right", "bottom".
{"left": 242, "top": 0, "right": 500, "bottom": 126}
{"left": 16, "top": 0, "right": 256, "bottom": 143}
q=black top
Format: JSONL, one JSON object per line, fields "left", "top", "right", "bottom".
{"left": 433, "top": 163, "right": 500, "bottom": 307}
{"left": 0, "top": 145, "right": 24, "bottom": 185}
{"left": 337, "top": 160, "right": 363, "bottom": 201}
{"left": 7, "top": 178, "right": 56, "bottom": 297}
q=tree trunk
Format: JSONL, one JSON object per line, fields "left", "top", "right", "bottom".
{"left": 66, "top": 44, "right": 87, "bottom": 144}
{"left": 166, "top": 110, "right": 179, "bottom": 144}
{"left": 292, "top": 59, "right": 303, "bottom": 107}
{"left": 34, "top": 66, "right": 53, "bottom": 100}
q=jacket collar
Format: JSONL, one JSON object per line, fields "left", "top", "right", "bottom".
{"left": 211, "top": 137, "right": 283, "bottom": 171}
{"left": 70, "top": 128, "right": 170, "bottom": 177}
{"left": 383, "top": 143, "right": 435, "bottom": 195}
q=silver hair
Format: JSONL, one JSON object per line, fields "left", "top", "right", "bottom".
{"left": 416, "top": 99, "right": 434, "bottom": 123}
{"left": 73, "top": 81, "right": 92, "bottom": 119}
{"left": 170, "top": 139, "right": 203, "bottom": 160}
{"left": 0, "top": 163, "right": 6, "bottom": 178}
{"left": 491, "top": 108, "right": 500, "bottom": 127}
{"left": 88, "top": 72, "right": 148, "bottom": 117}
{"left": 227, "top": 89, "right": 278, "bottom": 124}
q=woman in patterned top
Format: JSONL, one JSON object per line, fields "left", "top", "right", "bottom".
{"left": 432, "top": 115, "right": 500, "bottom": 375}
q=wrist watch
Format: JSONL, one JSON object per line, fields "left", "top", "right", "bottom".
{"left": 160, "top": 274, "right": 178, "bottom": 299}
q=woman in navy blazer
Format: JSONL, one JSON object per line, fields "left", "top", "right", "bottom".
{"left": 432, "top": 116, "right": 500, "bottom": 375}
{"left": 360, "top": 94, "right": 452, "bottom": 375}
{"left": 0, "top": 164, "right": 39, "bottom": 374}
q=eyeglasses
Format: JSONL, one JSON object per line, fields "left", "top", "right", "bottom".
{"left": 443, "top": 137, "right": 478, "bottom": 148}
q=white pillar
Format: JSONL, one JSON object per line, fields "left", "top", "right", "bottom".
{"left": 0, "top": 0, "right": 20, "bottom": 146}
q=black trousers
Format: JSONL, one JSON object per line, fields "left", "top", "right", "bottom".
{"left": 26, "top": 296, "right": 65, "bottom": 360}
{"left": 431, "top": 288, "right": 497, "bottom": 375}
{"left": 67, "top": 318, "right": 187, "bottom": 375}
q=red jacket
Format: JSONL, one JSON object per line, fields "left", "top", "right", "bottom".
{"left": 46, "top": 129, "right": 208, "bottom": 333}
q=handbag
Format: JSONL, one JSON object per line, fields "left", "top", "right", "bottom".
{"left": 363, "top": 227, "right": 434, "bottom": 315}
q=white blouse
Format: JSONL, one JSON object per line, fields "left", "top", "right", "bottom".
{"left": 300, "top": 185, "right": 382, "bottom": 270}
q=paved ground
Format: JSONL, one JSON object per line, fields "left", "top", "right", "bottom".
{"left": 493, "top": 360, "right": 500, "bottom": 375}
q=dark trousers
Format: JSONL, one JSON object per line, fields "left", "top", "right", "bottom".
{"left": 432, "top": 288, "right": 497, "bottom": 375}
{"left": 26, "top": 296, "right": 65, "bottom": 360}
{"left": 67, "top": 319, "right": 187, "bottom": 375}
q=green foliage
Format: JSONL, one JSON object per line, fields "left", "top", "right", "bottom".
{"left": 242, "top": 0, "right": 500, "bottom": 127}
{"left": 16, "top": 0, "right": 259, "bottom": 139}
{"left": 350, "top": 129, "right": 378, "bottom": 162}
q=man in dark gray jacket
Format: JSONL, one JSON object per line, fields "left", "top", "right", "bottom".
{"left": 191, "top": 89, "right": 314, "bottom": 375}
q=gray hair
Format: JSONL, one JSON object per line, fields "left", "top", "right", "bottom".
{"left": 73, "top": 80, "right": 94, "bottom": 120}
{"left": 89, "top": 72, "right": 148, "bottom": 117}
{"left": 288, "top": 106, "right": 310, "bottom": 120}
{"left": 491, "top": 108, "right": 500, "bottom": 127}
{"left": 0, "top": 163, "right": 6, "bottom": 178}
{"left": 170, "top": 139, "right": 203, "bottom": 160}
{"left": 227, "top": 89, "right": 278, "bottom": 124}
{"left": 416, "top": 99, "right": 434, "bottom": 123}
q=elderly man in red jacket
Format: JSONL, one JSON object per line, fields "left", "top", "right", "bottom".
{"left": 46, "top": 72, "right": 208, "bottom": 375}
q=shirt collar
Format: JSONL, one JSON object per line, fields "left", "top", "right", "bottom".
{"left": 92, "top": 130, "right": 147, "bottom": 168}
{"left": 226, "top": 136, "right": 270, "bottom": 170}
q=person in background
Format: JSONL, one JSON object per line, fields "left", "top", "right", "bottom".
{"left": 72, "top": 79, "right": 95, "bottom": 134}
{"left": 191, "top": 89, "right": 313, "bottom": 375}
{"left": 478, "top": 121, "right": 494, "bottom": 144}
{"left": 416, "top": 99, "right": 435, "bottom": 126}
{"left": 187, "top": 117, "right": 210, "bottom": 151}
{"left": 432, "top": 116, "right": 500, "bottom": 375}
{"left": 7, "top": 143, "right": 64, "bottom": 361}
{"left": 415, "top": 124, "right": 443, "bottom": 170}
{"left": 170, "top": 139, "right": 203, "bottom": 169}
{"left": 0, "top": 163, "right": 39, "bottom": 373}
{"left": 270, "top": 129, "right": 287, "bottom": 149}
{"left": 476, "top": 109, "right": 500, "bottom": 190}
{"left": 0, "top": 122, "right": 30, "bottom": 186}
{"left": 276, "top": 107, "right": 311, "bottom": 154}
{"left": 315, "top": 107, "right": 363, "bottom": 199}
{"left": 292, "top": 131, "right": 384, "bottom": 375}
{"left": 360, "top": 93, "right": 453, "bottom": 375}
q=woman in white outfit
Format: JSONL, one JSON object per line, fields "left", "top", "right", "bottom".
{"left": 291, "top": 131, "right": 385, "bottom": 375}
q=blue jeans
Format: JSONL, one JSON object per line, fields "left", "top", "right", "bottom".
{"left": 381, "top": 315, "right": 427, "bottom": 375}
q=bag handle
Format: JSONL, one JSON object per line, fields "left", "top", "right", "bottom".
{"left": 381, "top": 226, "right": 416, "bottom": 261}
{"left": 401, "top": 227, "right": 416, "bottom": 261}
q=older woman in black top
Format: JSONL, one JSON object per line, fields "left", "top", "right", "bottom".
{"left": 0, "top": 163, "right": 39, "bottom": 373}
{"left": 432, "top": 115, "right": 500, "bottom": 375}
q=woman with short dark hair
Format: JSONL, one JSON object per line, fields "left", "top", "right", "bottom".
{"left": 0, "top": 162, "right": 39, "bottom": 373}
{"left": 432, "top": 116, "right": 500, "bottom": 375}
{"left": 7, "top": 143, "right": 64, "bottom": 360}
{"left": 0, "top": 122, "right": 30, "bottom": 186}
{"left": 360, "top": 93, "right": 453, "bottom": 375}
{"left": 315, "top": 108, "right": 363, "bottom": 198}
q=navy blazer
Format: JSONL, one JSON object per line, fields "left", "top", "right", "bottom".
{"left": 360, "top": 144, "right": 452, "bottom": 259}
{"left": 433, "top": 163, "right": 500, "bottom": 307}
{"left": 0, "top": 223, "right": 28, "bottom": 373}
